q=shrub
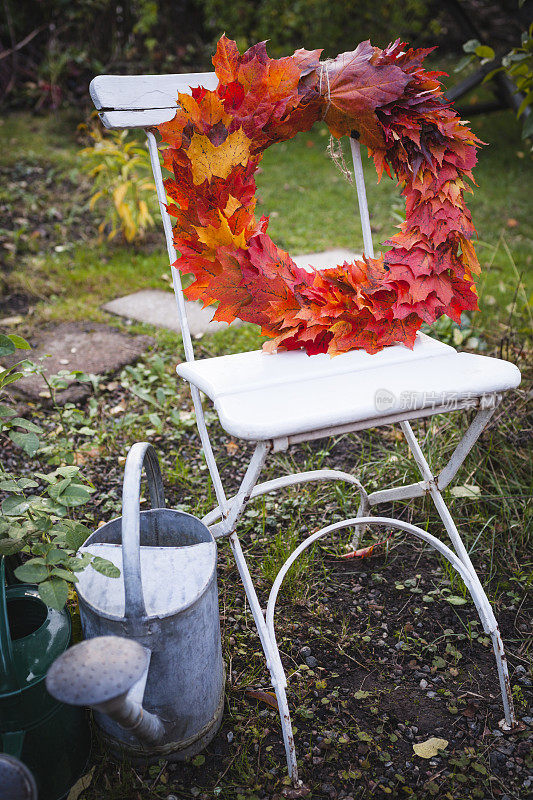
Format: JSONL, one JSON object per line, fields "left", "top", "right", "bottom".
{"left": 196, "top": 0, "right": 434, "bottom": 57}
{"left": 459, "top": 19, "right": 533, "bottom": 142}
{"left": 79, "top": 121, "right": 158, "bottom": 242}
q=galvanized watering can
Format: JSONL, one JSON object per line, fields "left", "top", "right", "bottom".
{"left": 46, "top": 442, "right": 225, "bottom": 763}
{"left": 0, "top": 558, "right": 90, "bottom": 800}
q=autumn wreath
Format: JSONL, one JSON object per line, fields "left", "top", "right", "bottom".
{"left": 157, "top": 36, "right": 482, "bottom": 356}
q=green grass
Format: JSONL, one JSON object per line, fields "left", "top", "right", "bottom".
{"left": 32, "top": 246, "right": 175, "bottom": 324}
{"left": 0, "top": 110, "right": 81, "bottom": 167}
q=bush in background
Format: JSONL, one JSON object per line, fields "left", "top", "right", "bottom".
{"left": 196, "top": 0, "right": 434, "bottom": 57}
{"left": 79, "top": 120, "right": 158, "bottom": 242}
{"left": 4, "top": 1, "right": 531, "bottom": 111}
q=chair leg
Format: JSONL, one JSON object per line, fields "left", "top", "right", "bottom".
{"left": 399, "top": 420, "right": 517, "bottom": 728}
{"left": 228, "top": 532, "right": 300, "bottom": 784}
{"left": 274, "top": 683, "right": 299, "bottom": 785}
{"left": 491, "top": 627, "right": 515, "bottom": 730}
{"left": 266, "top": 516, "right": 518, "bottom": 754}
{"left": 430, "top": 488, "right": 517, "bottom": 727}
{"left": 349, "top": 492, "right": 371, "bottom": 550}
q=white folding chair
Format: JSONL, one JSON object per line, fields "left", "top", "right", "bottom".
{"left": 90, "top": 71, "right": 521, "bottom": 785}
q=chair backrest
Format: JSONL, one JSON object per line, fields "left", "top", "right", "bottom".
{"left": 90, "top": 72, "right": 220, "bottom": 362}
{"left": 90, "top": 72, "right": 218, "bottom": 129}
{"left": 89, "top": 71, "right": 374, "bottom": 363}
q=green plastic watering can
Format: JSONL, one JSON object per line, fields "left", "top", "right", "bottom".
{"left": 0, "top": 558, "right": 90, "bottom": 800}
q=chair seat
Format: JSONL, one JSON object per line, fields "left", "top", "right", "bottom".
{"left": 176, "top": 333, "right": 521, "bottom": 442}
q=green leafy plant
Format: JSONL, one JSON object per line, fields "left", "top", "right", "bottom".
{"left": 0, "top": 467, "right": 117, "bottom": 610}
{"left": 460, "top": 19, "right": 533, "bottom": 141}
{"left": 496, "top": 22, "right": 533, "bottom": 140}
{"left": 0, "top": 334, "right": 118, "bottom": 609}
{"left": 0, "top": 333, "right": 42, "bottom": 456}
{"left": 79, "top": 120, "right": 157, "bottom": 242}
{"left": 423, "top": 313, "right": 486, "bottom": 351}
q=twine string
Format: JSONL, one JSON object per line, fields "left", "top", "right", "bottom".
{"left": 318, "top": 60, "right": 333, "bottom": 120}
{"left": 318, "top": 60, "right": 353, "bottom": 186}
{"left": 326, "top": 136, "right": 353, "bottom": 185}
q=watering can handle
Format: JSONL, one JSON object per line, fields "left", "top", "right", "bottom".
{"left": 0, "top": 558, "right": 18, "bottom": 689}
{"left": 121, "top": 443, "right": 166, "bottom": 620}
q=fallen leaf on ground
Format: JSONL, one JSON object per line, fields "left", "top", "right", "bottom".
{"left": 67, "top": 766, "right": 95, "bottom": 800}
{"left": 413, "top": 737, "right": 449, "bottom": 758}
{"left": 281, "top": 785, "right": 311, "bottom": 798}
{"left": 450, "top": 484, "right": 481, "bottom": 498}
{"left": 73, "top": 446, "right": 102, "bottom": 465}
{"left": 0, "top": 315, "right": 23, "bottom": 326}
{"left": 342, "top": 543, "right": 377, "bottom": 559}
{"left": 245, "top": 688, "right": 279, "bottom": 709}
{"left": 462, "top": 700, "right": 479, "bottom": 718}
{"left": 110, "top": 400, "right": 127, "bottom": 415}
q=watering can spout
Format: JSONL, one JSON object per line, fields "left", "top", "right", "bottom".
{"left": 46, "top": 636, "right": 165, "bottom": 748}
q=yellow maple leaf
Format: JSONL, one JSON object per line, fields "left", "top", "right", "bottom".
{"left": 413, "top": 738, "right": 448, "bottom": 759}
{"left": 194, "top": 212, "right": 247, "bottom": 255}
{"left": 188, "top": 129, "right": 251, "bottom": 185}
{"left": 224, "top": 195, "right": 242, "bottom": 217}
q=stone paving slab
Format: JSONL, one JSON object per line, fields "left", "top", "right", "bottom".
{"left": 103, "top": 250, "right": 362, "bottom": 335}
{"left": 292, "top": 248, "right": 361, "bottom": 272}
{"left": 103, "top": 290, "right": 237, "bottom": 337}
{"left": 3, "top": 322, "right": 153, "bottom": 403}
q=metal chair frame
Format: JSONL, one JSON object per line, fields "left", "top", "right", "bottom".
{"left": 148, "top": 130, "right": 516, "bottom": 784}
{"left": 91, "top": 72, "right": 517, "bottom": 785}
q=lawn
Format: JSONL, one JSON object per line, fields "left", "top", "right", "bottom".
{"left": 0, "top": 91, "right": 531, "bottom": 800}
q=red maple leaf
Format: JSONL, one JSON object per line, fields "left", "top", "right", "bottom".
{"left": 322, "top": 41, "right": 410, "bottom": 146}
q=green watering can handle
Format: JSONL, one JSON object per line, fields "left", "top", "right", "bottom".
{"left": 0, "top": 558, "right": 26, "bottom": 759}
{"left": 0, "top": 557, "right": 18, "bottom": 690}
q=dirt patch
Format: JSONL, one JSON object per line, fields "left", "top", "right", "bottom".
{"left": 1, "top": 321, "right": 154, "bottom": 403}
{"left": 0, "top": 291, "right": 36, "bottom": 317}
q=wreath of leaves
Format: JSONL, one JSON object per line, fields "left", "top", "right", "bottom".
{"left": 157, "top": 36, "right": 482, "bottom": 355}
